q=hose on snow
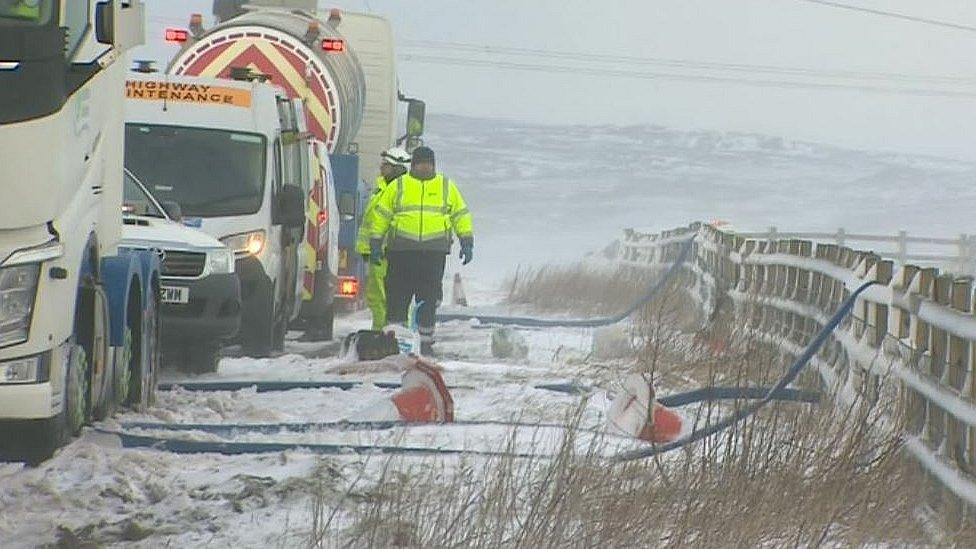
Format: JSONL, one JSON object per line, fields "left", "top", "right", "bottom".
{"left": 157, "top": 380, "right": 592, "bottom": 395}
{"left": 106, "top": 386, "right": 819, "bottom": 457}
{"left": 611, "top": 280, "right": 877, "bottom": 463}
{"left": 436, "top": 237, "right": 696, "bottom": 328}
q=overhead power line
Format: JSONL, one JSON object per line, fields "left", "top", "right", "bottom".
{"left": 403, "top": 40, "right": 976, "bottom": 86}
{"left": 400, "top": 54, "right": 976, "bottom": 99}
{"left": 793, "top": 0, "right": 976, "bottom": 34}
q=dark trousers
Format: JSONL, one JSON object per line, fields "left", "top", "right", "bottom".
{"left": 385, "top": 250, "right": 447, "bottom": 342}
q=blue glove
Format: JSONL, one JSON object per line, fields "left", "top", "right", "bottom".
{"left": 459, "top": 237, "right": 474, "bottom": 266}
{"left": 369, "top": 240, "right": 384, "bottom": 265}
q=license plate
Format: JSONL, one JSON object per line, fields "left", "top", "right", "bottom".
{"left": 161, "top": 286, "right": 189, "bottom": 304}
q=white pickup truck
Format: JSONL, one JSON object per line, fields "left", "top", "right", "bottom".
{"left": 121, "top": 170, "right": 240, "bottom": 373}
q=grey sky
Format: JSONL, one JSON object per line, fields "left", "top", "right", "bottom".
{"left": 138, "top": 1, "right": 976, "bottom": 160}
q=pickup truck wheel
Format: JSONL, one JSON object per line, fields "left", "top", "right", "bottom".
{"left": 185, "top": 341, "right": 221, "bottom": 374}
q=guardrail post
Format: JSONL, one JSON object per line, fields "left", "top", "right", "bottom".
{"left": 959, "top": 234, "right": 974, "bottom": 275}
{"left": 931, "top": 275, "right": 953, "bottom": 384}
{"left": 898, "top": 230, "right": 908, "bottom": 265}
{"left": 948, "top": 279, "right": 972, "bottom": 394}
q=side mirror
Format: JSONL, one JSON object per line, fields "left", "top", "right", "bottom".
{"left": 406, "top": 99, "right": 426, "bottom": 138}
{"left": 160, "top": 201, "right": 183, "bottom": 222}
{"left": 275, "top": 185, "right": 306, "bottom": 227}
{"left": 95, "top": 1, "right": 115, "bottom": 45}
{"left": 338, "top": 192, "right": 356, "bottom": 221}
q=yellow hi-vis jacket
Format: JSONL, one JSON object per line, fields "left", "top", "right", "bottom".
{"left": 355, "top": 176, "right": 391, "bottom": 255}
{"left": 370, "top": 173, "right": 473, "bottom": 253}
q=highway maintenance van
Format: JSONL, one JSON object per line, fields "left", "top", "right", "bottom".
{"left": 124, "top": 72, "right": 330, "bottom": 357}
{"left": 120, "top": 170, "right": 241, "bottom": 373}
{"left": 166, "top": 3, "right": 428, "bottom": 311}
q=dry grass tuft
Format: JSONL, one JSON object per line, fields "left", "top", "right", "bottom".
{"left": 504, "top": 263, "right": 660, "bottom": 315}
{"left": 304, "top": 393, "right": 940, "bottom": 548}
{"left": 294, "top": 268, "right": 972, "bottom": 548}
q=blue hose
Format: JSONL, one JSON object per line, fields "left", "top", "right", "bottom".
{"left": 612, "top": 280, "right": 877, "bottom": 463}
{"left": 156, "top": 380, "right": 592, "bottom": 395}
{"left": 108, "top": 385, "right": 819, "bottom": 461}
{"left": 436, "top": 237, "right": 695, "bottom": 328}
{"left": 98, "top": 429, "right": 540, "bottom": 459}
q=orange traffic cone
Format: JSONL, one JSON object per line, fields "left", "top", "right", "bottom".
{"left": 608, "top": 374, "right": 683, "bottom": 444}
{"left": 352, "top": 357, "right": 454, "bottom": 423}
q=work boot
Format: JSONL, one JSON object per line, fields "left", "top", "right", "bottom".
{"left": 420, "top": 341, "right": 434, "bottom": 356}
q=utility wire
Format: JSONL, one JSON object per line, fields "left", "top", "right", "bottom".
{"left": 793, "top": 0, "right": 976, "bottom": 34}
{"left": 401, "top": 53, "right": 976, "bottom": 99}
{"left": 403, "top": 40, "right": 976, "bottom": 86}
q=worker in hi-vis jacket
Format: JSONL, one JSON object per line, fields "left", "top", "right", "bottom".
{"left": 356, "top": 147, "right": 412, "bottom": 330}
{"left": 369, "top": 146, "right": 474, "bottom": 355}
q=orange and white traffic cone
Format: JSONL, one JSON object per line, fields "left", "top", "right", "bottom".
{"left": 352, "top": 357, "right": 454, "bottom": 423}
{"left": 608, "top": 374, "right": 683, "bottom": 444}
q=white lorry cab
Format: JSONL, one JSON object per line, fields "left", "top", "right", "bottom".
{"left": 120, "top": 170, "right": 241, "bottom": 373}
{"left": 0, "top": 1, "right": 161, "bottom": 465}
{"left": 124, "top": 72, "right": 313, "bottom": 357}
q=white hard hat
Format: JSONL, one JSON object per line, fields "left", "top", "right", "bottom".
{"left": 381, "top": 147, "right": 412, "bottom": 168}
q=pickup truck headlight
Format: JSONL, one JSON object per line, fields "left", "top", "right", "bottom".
{"left": 207, "top": 249, "right": 235, "bottom": 274}
{"left": 220, "top": 230, "right": 266, "bottom": 258}
{"left": 0, "top": 263, "right": 41, "bottom": 347}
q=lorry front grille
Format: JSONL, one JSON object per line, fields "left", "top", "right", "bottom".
{"left": 162, "top": 251, "right": 206, "bottom": 278}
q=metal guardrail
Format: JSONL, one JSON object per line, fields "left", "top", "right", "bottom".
{"left": 734, "top": 227, "right": 976, "bottom": 275}
{"left": 620, "top": 222, "right": 976, "bottom": 528}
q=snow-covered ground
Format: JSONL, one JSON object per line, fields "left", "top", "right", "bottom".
{"left": 2, "top": 117, "right": 971, "bottom": 547}
{"left": 0, "top": 312, "right": 645, "bottom": 548}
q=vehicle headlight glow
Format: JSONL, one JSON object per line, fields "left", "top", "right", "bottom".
{"left": 207, "top": 249, "right": 235, "bottom": 274}
{"left": 0, "top": 263, "right": 41, "bottom": 347}
{"left": 220, "top": 230, "right": 266, "bottom": 258}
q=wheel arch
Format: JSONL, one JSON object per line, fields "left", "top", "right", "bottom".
{"left": 100, "top": 252, "right": 144, "bottom": 347}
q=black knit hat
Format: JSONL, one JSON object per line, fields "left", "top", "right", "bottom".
{"left": 411, "top": 146, "right": 435, "bottom": 164}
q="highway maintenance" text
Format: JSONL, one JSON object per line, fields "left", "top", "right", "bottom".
{"left": 125, "top": 81, "right": 252, "bottom": 108}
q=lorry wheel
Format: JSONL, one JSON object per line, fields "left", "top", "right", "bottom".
{"left": 63, "top": 344, "right": 88, "bottom": 438}
{"left": 111, "top": 327, "right": 133, "bottom": 413}
{"left": 185, "top": 341, "right": 222, "bottom": 374}
{"left": 129, "top": 289, "right": 159, "bottom": 408}
{"left": 27, "top": 344, "right": 88, "bottom": 466}
{"left": 84, "top": 286, "right": 111, "bottom": 421}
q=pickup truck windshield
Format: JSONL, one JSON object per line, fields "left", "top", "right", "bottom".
{"left": 125, "top": 124, "right": 267, "bottom": 218}
{"left": 0, "top": 0, "right": 52, "bottom": 24}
